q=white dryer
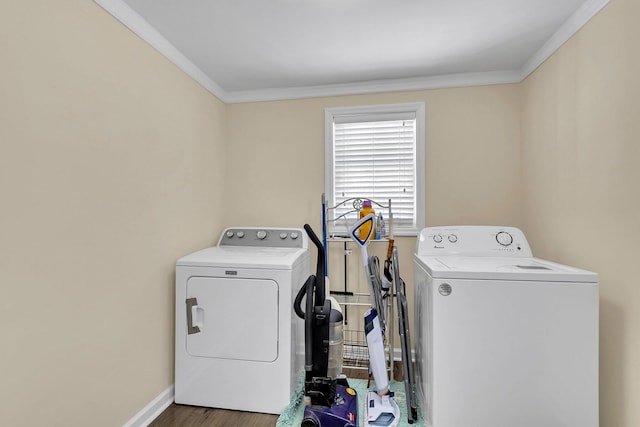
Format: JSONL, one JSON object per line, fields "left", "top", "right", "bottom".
{"left": 175, "top": 227, "right": 310, "bottom": 414}
{"left": 413, "top": 226, "right": 598, "bottom": 427}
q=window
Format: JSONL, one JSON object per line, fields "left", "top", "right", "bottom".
{"left": 325, "top": 103, "right": 425, "bottom": 236}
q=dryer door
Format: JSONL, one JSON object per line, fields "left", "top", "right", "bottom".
{"left": 185, "top": 276, "right": 279, "bottom": 362}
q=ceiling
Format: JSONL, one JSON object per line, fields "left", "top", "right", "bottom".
{"left": 95, "top": 0, "right": 608, "bottom": 103}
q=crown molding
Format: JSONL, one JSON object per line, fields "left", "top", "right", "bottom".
{"left": 94, "top": 0, "right": 229, "bottom": 101}
{"left": 519, "top": 0, "right": 610, "bottom": 79}
{"left": 223, "top": 70, "right": 523, "bottom": 103}
{"left": 95, "top": 0, "right": 610, "bottom": 104}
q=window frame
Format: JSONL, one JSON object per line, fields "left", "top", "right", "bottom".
{"left": 324, "top": 102, "right": 426, "bottom": 236}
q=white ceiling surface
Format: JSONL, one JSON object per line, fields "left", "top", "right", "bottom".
{"left": 96, "top": 0, "right": 609, "bottom": 103}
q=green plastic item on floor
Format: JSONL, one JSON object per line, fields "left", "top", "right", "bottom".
{"left": 276, "top": 371, "right": 306, "bottom": 427}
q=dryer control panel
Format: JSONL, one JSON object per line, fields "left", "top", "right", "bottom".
{"left": 416, "top": 225, "right": 532, "bottom": 257}
{"left": 218, "top": 227, "right": 307, "bottom": 249}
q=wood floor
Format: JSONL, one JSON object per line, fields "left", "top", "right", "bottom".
{"left": 149, "top": 405, "right": 278, "bottom": 427}
{"left": 150, "top": 368, "right": 377, "bottom": 426}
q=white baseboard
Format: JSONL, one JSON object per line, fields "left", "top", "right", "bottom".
{"left": 122, "top": 385, "right": 174, "bottom": 427}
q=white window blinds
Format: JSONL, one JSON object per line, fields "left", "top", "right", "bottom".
{"left": 325, "top": 103, "right": 425, "bottom": 236}
{"left": 333, "top": 117, "right": 416, "bottom": 229}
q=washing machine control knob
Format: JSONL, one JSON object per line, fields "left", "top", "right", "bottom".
{"left": 256, "top": 230, "right": 267, "bottom": 240}
{"left": 236, "top": 231, "right": 245, "bottom": 238}
{"left": 290, "top": 232, "right": 299, "bottom": 239}
{"left": 448, "top": 234, "right": 458, "bottom": 243}
{"left": 433, "top": 234, "right": 443, "bottom": 243}
{"left": 496, "top": 231, "right": 513, "bottom": 246}
{"left": 225, "top": 231, "right": 234, "bottom": 238}
{"left": 279, "top": 232, "right": 287, "bottom": 239}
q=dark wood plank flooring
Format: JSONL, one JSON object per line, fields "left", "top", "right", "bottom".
{"left": 150, "top": 368, "right": 395, "bottom": 426}
{"left": 149, "top": 405, "right": 278, "bottom": 427}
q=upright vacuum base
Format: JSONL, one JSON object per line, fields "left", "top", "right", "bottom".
{"left": 302, "top": 382, "right": 358, "bottom": 427}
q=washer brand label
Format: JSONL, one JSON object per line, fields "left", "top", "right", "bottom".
{"left": 225, "top": 270, "right": 238, "bottom": 276}
{"left": 439, "top": 283, "right": 452, "bottom": 296}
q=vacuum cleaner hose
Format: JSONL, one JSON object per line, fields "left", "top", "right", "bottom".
{"left": 294, "top": 275, "right": 314, "bottom": 320}
{"left": 294, "top": 274, "right": 316, "bottom": 371}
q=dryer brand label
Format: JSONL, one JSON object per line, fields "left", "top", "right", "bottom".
{"left": 439, "top": 283, "right": 452, "bottom": 296}
{"left": 225, "top": 270, "right": 238, "bottom": 276}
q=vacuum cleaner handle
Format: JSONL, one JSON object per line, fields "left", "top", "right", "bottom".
{"left": 304, "top": 224, "right": 326, "bottom": 306}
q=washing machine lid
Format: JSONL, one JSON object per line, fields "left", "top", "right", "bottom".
{"left": 177, "top": 246, "right": 309, "bottom": 269}
{"left": 415, "top": 255, "right": 598, "bottom": 283}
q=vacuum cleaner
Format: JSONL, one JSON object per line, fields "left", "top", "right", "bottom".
{"left": 294, "top": 224, "right": 358, "bottom": 427}
{"left": 349, "top": 214, "right": 401, "bottom": 427}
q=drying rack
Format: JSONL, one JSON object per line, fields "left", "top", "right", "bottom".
{"left": 321, "top": 194, "right": 394, "bottom": 371}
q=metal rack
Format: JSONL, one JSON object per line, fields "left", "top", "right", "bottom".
{"left": 331, "top": 291, "right": 376, "bottom": 369}
{"left": 322, "top": 194, "right": 395, "bottom": 372}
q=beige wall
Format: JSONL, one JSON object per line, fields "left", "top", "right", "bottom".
{"left": 521, "top": 0, "right": 640, "bottom": 426}
{"left": 226, "top": 87, "right": 522, "bottom": 231}
{"left": 0, "top": 1, "right": 226, "bottom": 426}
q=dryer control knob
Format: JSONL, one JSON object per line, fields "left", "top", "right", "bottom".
{"left": 226, "top": 231, "right": 234, "bottom": 238}
{"left": 256, "top": 230, "right": 267, "bottom": 240}
{"left": 290, "top": 232, "right": 299, "bottom": 240}
{"left": 448, "top": 234, "right": 458, "bottom": 243}
{"left": 496, "top": 231, "right": 513, "bottom": 246}
{"left": 236, "top": 231, "right": 245, "bottom": 238}
{"left": 279, "top": 232, "right": 288, "bottom": 239}
{"left": 433, "top": 234, "right": 443, "bottom": 243}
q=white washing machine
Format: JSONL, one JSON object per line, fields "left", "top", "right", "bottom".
{"left": 175, "top": 227, "right": 310, "bottom": 414}
{"left": 413, "top": 226, "right": 599, "bottom": 427}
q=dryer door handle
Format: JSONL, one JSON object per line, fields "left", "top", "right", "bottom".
{"left": 186, "top": 297, "right": 202, "bottom": 335}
